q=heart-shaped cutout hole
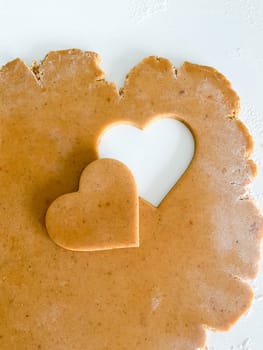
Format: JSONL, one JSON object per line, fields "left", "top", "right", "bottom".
{"left": 45, "top": 159, "right": 139, "bottom": 251}
{"left": 98, "top": 117, "right": 195, "bottom": 207}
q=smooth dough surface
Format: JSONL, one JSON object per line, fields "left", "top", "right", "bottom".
{"left": 0, "top": 49, "right": 262, "bottom": 350}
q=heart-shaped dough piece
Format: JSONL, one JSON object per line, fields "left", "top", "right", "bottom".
{"left": 45, "top": 158, "right": 139, "bottom": 251}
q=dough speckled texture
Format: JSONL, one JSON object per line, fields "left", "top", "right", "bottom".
{"left": 0, "top": 49, "right": 262, "bottom": 350}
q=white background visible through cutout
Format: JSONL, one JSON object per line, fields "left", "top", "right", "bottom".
{"left": 98, "top": 118, "right": 195, "bottom": 207}
{"left": 0, "top": 1, "right": 263, "bottom": 348}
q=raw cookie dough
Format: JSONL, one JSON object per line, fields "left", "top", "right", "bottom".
{"left": 46, "top": 158, "right": 139, "bottom": 251}
{"left": 0, "top": 49, "right": 262, "bottom": 350}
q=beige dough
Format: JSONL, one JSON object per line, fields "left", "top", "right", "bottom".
{"left": 46, "top": 158, "right": 139, "bottom": 251}
{"left": 0, "top": 49, "right": 262, "bottom": 350}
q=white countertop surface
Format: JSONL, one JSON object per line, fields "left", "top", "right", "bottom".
{"left": 0, "top": 0, "right": 262, "bottom": 348}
